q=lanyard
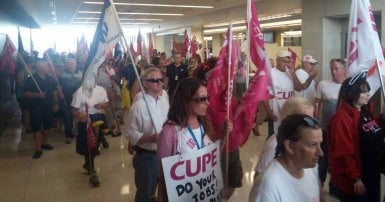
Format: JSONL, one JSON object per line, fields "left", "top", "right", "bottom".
{"left": 187, "top": 124, "right": 204, "bottom": 149}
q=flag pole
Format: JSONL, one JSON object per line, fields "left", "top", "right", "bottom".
{"left": 109, "top": 0, "right": 158, "bottom": 134}
{"left": 224, "top": 22, "right": 234, "bottom": 202}
{"left": 376, "top": 58, "right": 385, "bottom": 100}
{"left": 45, "top": 53, "right": 67, "bottom": 106}
{"left": 246, "top": 0, "right": 251, "bottom": 90}
{"left": 16, "top": 52, "right": 42, "bottom": 93}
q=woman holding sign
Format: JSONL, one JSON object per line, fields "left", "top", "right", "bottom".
{"left": 157, "top": 78, "right": 232, "bottom": 201}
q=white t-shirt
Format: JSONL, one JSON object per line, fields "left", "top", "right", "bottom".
{"left": 71, "top": 85, "right": 109, "bottom": 115}
{"left": 255, "top": 134, "right": 277, "bottom": 173}
{"left": 270, "top": 68, "right": 295, "bottom": 133}
{"left": 315, "top": 80, "right": 341, "bottom": 100}
{"left": 126, "top": 92, "right": 169, "bottom": 151}
{"left": 315, "top": 80, "right": 341, "bottom": 130}
{"left": 176, "top": 125, "right": 212, "bottom": 154}
{"left": 249, "top": 160, "right": 320, "bottom": 202}
{"left": 295, "top": 68, "right": 316, "bottom": 104}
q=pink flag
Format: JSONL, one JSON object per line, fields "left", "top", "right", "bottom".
{"left": 137, "top": 30, "right": 142, "bottom": 56}
{"left": 172, "top": 38, "right": 177, "bottom": 54}
{"left": 142, "top": 40, "right": 148, "bottom": 59}
{"left": 77, "top": 34, "right": 89, "bottom": 55}
{"left": 129, "top": 41, "right": 136, "bottom": 56}
{"left": 226, "top": 0, "right": 273, "bottom": 150}
{"left": 148, "top": 33, "right": 154, "bottom": 57}
{"left": 190, "top": 36, "right": 198, "bottom": 58}
{"left": 0, "top": 35, "right": 16, "bottom": 74}
{"left": 288, "top": 47, "right": 298, "bottom": 69}
{"left": 207, "top": 26, "right": 237, "bottom": 150}
{"left": 347, "top": 0, "right": 385, "bottom": 96}
{"left": 183, "top": 29, "right": 190, "bottom": 57}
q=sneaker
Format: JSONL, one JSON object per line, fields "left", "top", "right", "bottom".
{"left": 101, "top": 140, "right": 109, "bottom": 148}
{"left": 90, "top": 174, "right": 100, "bottom": 188}
{"left": 111, "top": 132, "right": 122, "bottom": 137}
{"left": 41, "top": 144, "right": 54, "bottom": 150}
{"left": 65, "top": 137, "right": 73, "bottom": 144}
{"left": 32, "top": 150, "right": 43, "bottom": 159}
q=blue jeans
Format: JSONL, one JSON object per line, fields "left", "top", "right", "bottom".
{"left": 133, "top": 151, "right": 158, "bottom": 202}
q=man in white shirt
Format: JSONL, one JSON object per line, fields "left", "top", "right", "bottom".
{"left": 263, "top": 51, "right": 296, "bottom": 136}
{"left": 314, "top": 58, "right": 347, "bottom": 187}
{"left": 249, "top": 114, "right": 323, "bottom": 202}
{"left": 126, "top": 67, "right": 170, "bottom": 202}
{"left": 292, "top": 55, "right": 318, "bottom": 104}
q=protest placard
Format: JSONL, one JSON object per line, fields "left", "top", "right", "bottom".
{"left": 161, "top": 142, "right": 223, "bottom": 202}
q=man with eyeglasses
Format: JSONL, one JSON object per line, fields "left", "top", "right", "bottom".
{"left": 249, "top": 114, "right": 323, "bottom": 201}
{"left": 291, "top": 55, "right": 318, "bottom": 104}
{"left": 126, "top": 67, "right": 169, "bottom": 202}
{"left": 164, "top": 52, "right": 188, "bottom": 99}
{"left": 314, "top": 58, "right": 347, "bottom": 188}
{"left": 262, "top": 51, "right": 296, "bottom": 137}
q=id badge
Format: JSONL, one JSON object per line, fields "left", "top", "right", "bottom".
{"left": 175, "top": 76, "right": 178, "bottom": 81}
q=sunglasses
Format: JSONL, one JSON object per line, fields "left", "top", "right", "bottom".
{"left": 145, "top": 78, "right": 163, "bottom": 83}
{"left": 190, "top": 95, "right": 210, "bottom": 103}
{"left": 303, "top": 117, "right": 320, "bottom": 127}
{"left": 348, "top": 71, "right": 367, "bottom": 86}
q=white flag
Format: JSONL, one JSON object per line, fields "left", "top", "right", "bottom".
{"left": 83, "top": 0, "right": 123, "bottom": 86}
{"left": 347, "top": 0, "right": 385, "bottom": 96}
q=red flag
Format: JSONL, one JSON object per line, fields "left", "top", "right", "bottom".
{"left": 172, "top": 38, "right": 177, "bottom": 53}
{"left": 183, "top": 29, "right": 190, "bottom": 57}
{"left": 288, "top": 47, "right": 297, "bottom": 68}
{"left": 227, "top": 0, "right": 273, "bottom": 150}
{"left": 129, "top": 41, "right": 136, "bottom": 55}
{"left": 18, "top": 26, "right": 24, "bottom": 52}
{"left": 207, "top": 25, "right": 237, "bottom": 149}
{"left": 190, "top": 36, "right": 198, "bottom": 58}
{"left": 148, "top": 33, "right": 154, "bottom": 57}
{"left": 85, "top": 104, "right": 97, "bottom": 153}
{"left": 347, "top": 0, "right": 385, "bottom": 97}
{"left": 137, "top": 30, "right": 142, "bottom": 56}
{"left": 0, "top": 35, "right": 17, "bottom": 74}
{"left": 77, "top": 34, "right": 89, "bottom": 55}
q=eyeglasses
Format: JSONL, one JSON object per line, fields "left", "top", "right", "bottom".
{"left": 190, "top": 95, "right": 210, "bottom": 103}
{"left": 145, "top": 78, "right": 163, "bottom": 83}
{"left": 303, "top": 117, "right": 320, "bottom": 127}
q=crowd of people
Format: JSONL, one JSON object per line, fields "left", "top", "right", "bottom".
{"left": 13, "top": 47, "right": 385, "bottom": 202}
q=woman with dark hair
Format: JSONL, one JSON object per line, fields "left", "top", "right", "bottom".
{"left": 328, "top": 71, "right": 385, "bottom": 202}
{"left": 249, "top": 113, "right": 323, "bottom": 201}
{"left": 157, "top": 77, "right": 231, "bottom": 201}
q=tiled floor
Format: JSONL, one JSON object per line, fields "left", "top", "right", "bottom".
{"left": 0, "top": 110, "right": 382, "bottom": 201}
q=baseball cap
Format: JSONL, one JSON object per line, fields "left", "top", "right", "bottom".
{"left": 277, "top": 51, "right": 291, "bottom": 58}
{"left": 303, "top": 55, "right": 318, "bottom": 64}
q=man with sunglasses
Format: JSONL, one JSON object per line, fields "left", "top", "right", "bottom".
{"left": 126, "top": 67, "right": 169, "bottom": 202}
{"left": 249, "top": 114, "right": 323, "bottom": 201}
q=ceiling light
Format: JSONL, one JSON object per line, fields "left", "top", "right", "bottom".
{"left": 75, "top": 17, "right": 163, "bottom": 21}
{"left": 84, "top": 2, "right": 213, "bottom": 9}
{"left": 78, "top": 11, "right": 183, "bottom": 16}
{"left": 282, "top": 30, "right": 302, "bottom": 37}
{"left": 119, "top": 12, "right": 183, "bottom": 16}
{"left": 260, "top": 19, "right": 302, "bottom": 28}
{"left": 203, "top": 26, "right": 246, "bottom": 34}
